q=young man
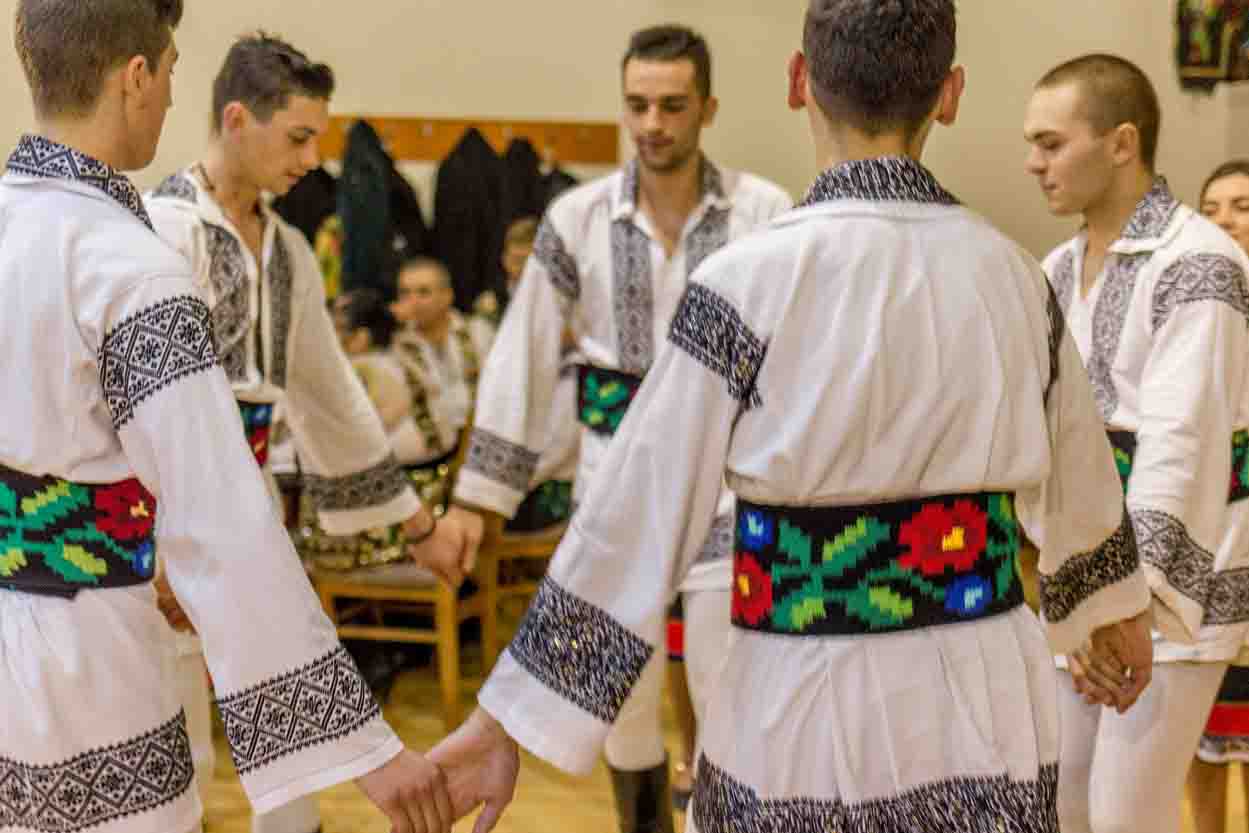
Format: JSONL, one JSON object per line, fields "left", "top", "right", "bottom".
{"left": 1025, "top": 54, "right": 1249, "bottom": 833}
{"left": 0, "top": 3, "right": 461, "bottom": 833}
{"left": 442, "top": 23, "right": 791, "bottom": 832}
{"left": 432, "top": 3, "right": 1157, "bottom": 832}
{"left": 389, "top": 256, "right": 493, "bottom": 494}
{"left": 142, "top": 33, "right": 468, "bottom": 833}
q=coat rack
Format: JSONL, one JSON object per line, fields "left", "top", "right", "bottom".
{"left": 319, "top": 116, "right": 620, "bottom": 165}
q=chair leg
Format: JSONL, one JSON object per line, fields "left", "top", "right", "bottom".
{"left": 481, "top": 553, "right": 501, "bottom": 673}
{"left": 435, "top": 587, "right": 461, "bottom": 731}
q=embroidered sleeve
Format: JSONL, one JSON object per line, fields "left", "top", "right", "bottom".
{"left": 463, "top": 428, "right": 541, "bottom": 494}
{"left": 99, "top": 294, "right": 219, "bottom": 430}
{"left": 1152, "top": 252, "right": 1249, "bottom": 332}
{"left": 533, "top": 216, "right": 580, "bottom": 302}
{"left": 668, "top": 284, "right": 766, "bottom": 409}
{"left": 302, "top": 454, "right": 410, "bottom": 513}
{"left": 1039, "top": 512, "right": 1138, "bottom": 623}
{"left": 507, "top": 578, "right": 652, "bottom": 723}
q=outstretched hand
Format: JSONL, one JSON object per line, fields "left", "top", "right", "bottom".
{"left": 355, "top": 748, "right": 456, "bottom": 833}
{"left": 428, "top": 708, "right": 520, "bottom": 833}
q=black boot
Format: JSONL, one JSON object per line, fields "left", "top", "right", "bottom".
{"left": 608, "top": 760, "right": 676, "bottom": 833}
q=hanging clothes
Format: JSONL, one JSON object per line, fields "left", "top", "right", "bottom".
{"left": 433, "top": 127, "right": 508, "bottom": 312}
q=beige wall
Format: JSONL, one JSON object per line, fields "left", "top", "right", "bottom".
{"left": 0, "top": 0, "right": 1239, "bottom": 257}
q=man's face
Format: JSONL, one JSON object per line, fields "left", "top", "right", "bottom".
{"left": 391, "top": 265, "right": 454, "bottom": 328}
{"left": 1024, "top": 82, "right": 1116, "bottom": 217}
{"left": 622, "top": 58, "right": 711, "bottom": 175}
{"left": 236, "top": 94, "right": 329, "bottom": 196}
{"left": 128, "top": 38, "right": 178, "bottom": 169}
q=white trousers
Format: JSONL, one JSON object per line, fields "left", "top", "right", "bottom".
{"left": 174, "top": 645, "right": 215, "bottom": 809}
{"left": 1058, "top": 661, "right": 1228, "bottom": 833}
{"left": 604, "top": 588, "right": 731, "bottom": 771}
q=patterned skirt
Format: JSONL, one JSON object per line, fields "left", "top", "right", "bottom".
{"left": 688, "top": 605, "right": 1060, "bottom": 833}
{"left": 1198, "top": 665, "right": 1249, "bottom": 764}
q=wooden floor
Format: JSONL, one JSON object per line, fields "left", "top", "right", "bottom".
{"left": 200, "top": 659, "right": 1244, "bottom": 833}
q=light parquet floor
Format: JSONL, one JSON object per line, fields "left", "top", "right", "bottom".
{"left": 201, "top": 660, "right": 1243, "bottom": 833}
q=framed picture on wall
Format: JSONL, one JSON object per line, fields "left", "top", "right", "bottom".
{"left": 1177, "top": 0, "right": 1249, "bottom": 86}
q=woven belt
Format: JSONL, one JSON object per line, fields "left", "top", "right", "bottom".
{"left": 238, "top": 400, "right": 274, "bottom": 468}
{"left": 732, "top": 492, "right": 1023, "bottom": 636}
{"left": 0, "top": 462, "right": 157, "bottom": 597}
{"left": 576, "top": 365, "right": 643, "bottom": 436}
{"left": 1108, "top": 429, "right": 1249, "bottom": 503}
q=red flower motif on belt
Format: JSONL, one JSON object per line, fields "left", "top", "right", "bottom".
{"left": 94, "top": 479, "right": 157, "bottom": 541}
{"left": 732, "top": 552, "right": 774, "bottom": 626}
{"left": 897, "top": 500, "right": 987, "bottom": 577}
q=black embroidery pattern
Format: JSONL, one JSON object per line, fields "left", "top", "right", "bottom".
{"left": 669, "top": 284, "right": 766, "bottom": 409}
{"left": 1121, "top": 178, "right": 1181, "bottom": 241}
{"left": 532, "top": 217, "right": 580, "bottom": 302}
{"left": 1044, "top": 280, "right": 1067, "bottom": 408}
{"left": 611, "top": 219, "right": 654, "bottom": 374}
{"left": 204, "top": 223, "right": 252, "bottom": 382}
{"left": 696, "top": 513, "right": 735, "bottom": 565}
{"left": 463, "top": 429, "right": 540, "bottom": 493}
{"left": 686, "top": 206, "right": 731, "bottom": 280}
{"left": 508, "top": 577, "right": 653, "bottom": 723}
{"left": 1039, "top": 512, "right": 1138, "bottom": 624}
{"left": 693, "top": 756, "right": 1059, "bottom": 833}
{"left": 1050, "top": 249, "right": 1076, "bottom": 315}
{"left": 268, "top": 231, "right": 295, "bottom": 388}
{"left": 99, "top": 295, "right": 219, "bottom": 430}
{"left": 801, "top": 156, "right": 960, "bottom": 207}
{"left": 0, "top": 711, "right": 194, "bottom": 833}
{"left": 150, "top": 172, "right": 197, "bottom": 203}
{"left": 303, "top": 454, "right": 410, "bottom": 513}
{"left": 6, "top": 135, "right": 153, "bottom": 230}
{"left": 1089, "top": 253, "right": 1150, "bottom": 420}
{"left": 1134, "top": 509, "right": 1249, "bottom": 626}
{"left": 1151, "top": 253, "right": 1249, "bottom": 332}
{"left": 217, "top": 646, "right": 379, "bottom": 775}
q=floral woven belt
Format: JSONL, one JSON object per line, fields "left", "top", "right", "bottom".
{"left": 238, "top": 400, "right": 274, "bottom": 468}
{"left": 0, "top": 462, "right": 157, "bottom": 598}
{"left": 1108, "top": 429, "right": 1249, "bottom": 503}
{"left": 732, "top": 492, "right": 1023, "bottom": 636}
{"left": 576, "top": 365, "right": 643, "bottom": 436}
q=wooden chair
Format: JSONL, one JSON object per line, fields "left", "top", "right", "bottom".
{"left": 310, "top": 562, "right": 485, "bottom": 731}
{"left": 478, "top": 523, "right": 567, "bottom": 672}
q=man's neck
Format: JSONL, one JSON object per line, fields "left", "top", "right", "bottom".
{"left": 38, "top": 117, "right": 129, "bottom": 172}
{"left": 200, "top": 141, "right": 262, "bottom": 224}
{"left": 636, "top": 154, "right": 704, "bottom": 225}
{"left": 417, "top": 314, "right": 452, "bottom": 347}
{"left": 812, "top": 118, "right": 922, "bottom": 171}
{"left": 1083, "top": 168, "right": 1156, "bottom": 256}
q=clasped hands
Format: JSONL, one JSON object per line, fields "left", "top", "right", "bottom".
{"left": 1066, "top": 610, "right": 1154, "bottom": 713}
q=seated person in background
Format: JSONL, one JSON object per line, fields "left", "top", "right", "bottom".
{"left": 474, "top": 215, "right": 539, "bottom": 325}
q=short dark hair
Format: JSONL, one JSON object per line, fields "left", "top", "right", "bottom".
{"left": 16, "top": 0, "right": 183, "bottom": 119}
{"left": 1202, "top": 159, "right": 1249, "bottom": 202}
{"left": 400, "top": 256, "right": 453, "bottom": 290}
{"left": 337, "top": 289, "right": 398, "bottom": 348}
{"left": 803, "top": 0, "right": 956, "bottom": 137}
{"left": 212, "top": 33, "right": 334, "bottom": 132}
{"left": 622, "top": 25, "right": 712, "bottom": 99}
{"left": 1037, "top": 54, "right": 1161, "bottom": 171}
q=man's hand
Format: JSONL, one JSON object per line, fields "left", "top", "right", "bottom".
{"left": 428, "top": 708, "right": 519, "bottom": 833}
{"left": 355, "top": 748, "right": 456, "bottom": 833}
{"left": 1069, "top": 610, "right": 1153, "bottom": 713}
{"left": 154, "top": 574, "right": 195, "bottom": 633}
{"left": 405, "top": 509, "right": 466, "bottom": 588}
{"left": 441, "top": 505, "right": 488, "bottom": 574}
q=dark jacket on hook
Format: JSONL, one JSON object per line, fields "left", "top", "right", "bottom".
{"left": 433, "top": 127, "right": 508, "bottom": 312}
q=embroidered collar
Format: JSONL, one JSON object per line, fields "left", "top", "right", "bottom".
{"left": 6, "top": 134, "right": 152, "bottom": 230}
{"left": 614, "top": 155, "right": 728, "bottom": 219}
{"left": 800, "top": 156, "right": 959, "bottom": 207}
{"left": 1118, "top": 177, "right": 1181, "bottom": 243}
